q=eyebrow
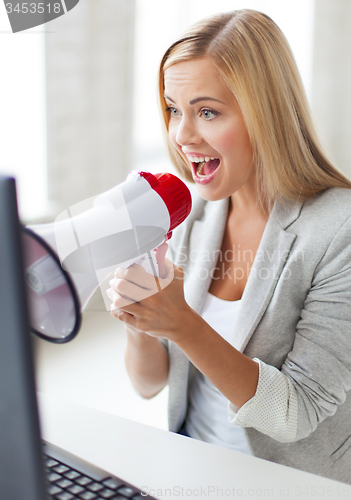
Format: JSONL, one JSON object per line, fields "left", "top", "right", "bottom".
{"left": 164, "top": 95, "right": 224, "bottom": 105}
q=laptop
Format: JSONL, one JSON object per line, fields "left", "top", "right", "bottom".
{"left": 0, "top": 175, "right": 157, "bottom": 500}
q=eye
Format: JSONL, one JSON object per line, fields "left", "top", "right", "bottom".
{"left": 200, "top": 109, "right": 218, "bottom": 120}
{"left": 165, "top": 106, "right": 181, "bottom": 118}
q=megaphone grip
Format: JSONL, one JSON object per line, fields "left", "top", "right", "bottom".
{"left": 139, "top": 252, "right": 159, "bottom": 278}
{"left": 154, "top": 242, "right": 168, "bottom": 279}
{"left": 118, "top": 252, "right": 159, "bottom": 278}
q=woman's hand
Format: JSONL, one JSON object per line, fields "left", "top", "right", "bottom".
{"left": 108, "top": 258, "right": 259, "bottom": 409}
{"left": 107, "top": 258, "right": 192, "bottom": 341}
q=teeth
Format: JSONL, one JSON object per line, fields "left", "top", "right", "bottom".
{"left": 185, "top": 155, "right": 219, "bottom": 177}
{"left": 187, "top": 155, "right": 217, "bottom": 163}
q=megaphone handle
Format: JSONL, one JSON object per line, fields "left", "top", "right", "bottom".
{"left": 118, "top": 242, "right": 169, "bottom": 278}
{"left": 127, "top": 242, "right": 169, "bottom": 278}
{"left": 154, "top": 242, "right": 168, "bottom": 279}
{"left": 139, "top": 252, "right": 159, "bottom": 278}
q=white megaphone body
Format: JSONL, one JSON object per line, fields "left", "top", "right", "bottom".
{"left": 22, "top": 171, "right": 192, "bottom": 343}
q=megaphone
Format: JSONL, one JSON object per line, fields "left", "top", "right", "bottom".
{"left": 22, "top": 171, "right": 192, "bottom": 343}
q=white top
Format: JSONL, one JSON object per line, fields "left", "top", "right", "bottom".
{"left": 186, "top": 293, "right": 252, "bottom": 455}
{"left": 186, "top": 292, "right": 299, "bottom": 449}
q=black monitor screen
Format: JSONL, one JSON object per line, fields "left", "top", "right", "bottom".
{"left": 0, "top": 175, "right": 46, "bottom": 500}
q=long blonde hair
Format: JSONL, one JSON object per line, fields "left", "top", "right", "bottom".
{"left": 158, "top": 9, "right": 351, "bottom": 209}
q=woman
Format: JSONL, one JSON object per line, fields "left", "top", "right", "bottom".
{"left": 107, "top": 10, "right": 351, "bottom": 483}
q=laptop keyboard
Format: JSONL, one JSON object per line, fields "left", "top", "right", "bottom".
{"left": 44, "top": 450, "right": 156, "bottom": 500}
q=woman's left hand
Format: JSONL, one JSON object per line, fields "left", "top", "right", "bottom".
{"left": 107, "top": 258, "right": 191, "bottom": 341}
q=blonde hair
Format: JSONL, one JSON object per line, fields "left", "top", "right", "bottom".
{"left": 158, "top": 9, "right": 351, "bottom": 209}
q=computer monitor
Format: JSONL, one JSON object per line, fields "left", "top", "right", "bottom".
{"left": 0, "top": 175, "right": 159, "bottom": 500}
{"left": 0, "top": 175, "right": 47, "bottom": 500}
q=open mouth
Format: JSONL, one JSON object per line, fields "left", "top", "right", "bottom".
{"left": 188, "top": 156, "right": 221, "bottom": 183}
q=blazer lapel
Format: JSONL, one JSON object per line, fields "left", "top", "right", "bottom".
{"left": 231, "top": 198, "right": 304, "bottom": 352}
{"left": 184, "top": 198, "right": 229, "bottom": 314}
{"left": 176, "top": 195, "right": 304, "bottom": 355}
{"left": 167, "top": 197, "right": 229, "bottom": 432}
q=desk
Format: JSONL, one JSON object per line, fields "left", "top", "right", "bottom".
{"left": 33, "top": 308, "right": 168, "bottom": 430}
{"left": 38, "top": 392, "right": 351, "bottom": 500}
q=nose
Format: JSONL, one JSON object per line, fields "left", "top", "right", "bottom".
{"left": 175, "top": 116, "right": 202, "bottom": 147}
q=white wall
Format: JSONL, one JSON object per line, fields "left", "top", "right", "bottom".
{"left": 311, "top": 0, "right": 351, "bottom": 178}
{"left": 0, "top": 1, "right": 136, "bottom": 222}
{"left": 45, "top": 0, "right": 136, "bottom": 215}
{"left": 0, "top": 8, "right": 47, "bottom": 220}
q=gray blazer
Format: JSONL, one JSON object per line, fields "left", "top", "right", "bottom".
{"left": 167, "top": 186, "right": 351, "bottom": 484}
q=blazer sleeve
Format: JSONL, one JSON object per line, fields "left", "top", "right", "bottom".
{"left": 281, "top": 214, "right": 351, "bottom": 440}
{"left": 228, "top": 359, "right": 299, "bottom": 443}
{"left": 230, "top": 214, "right": 351, "bottom": 443}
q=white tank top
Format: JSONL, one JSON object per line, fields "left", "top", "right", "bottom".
{"left": 185, "top": 292, "right": 252, "bottom": 455}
